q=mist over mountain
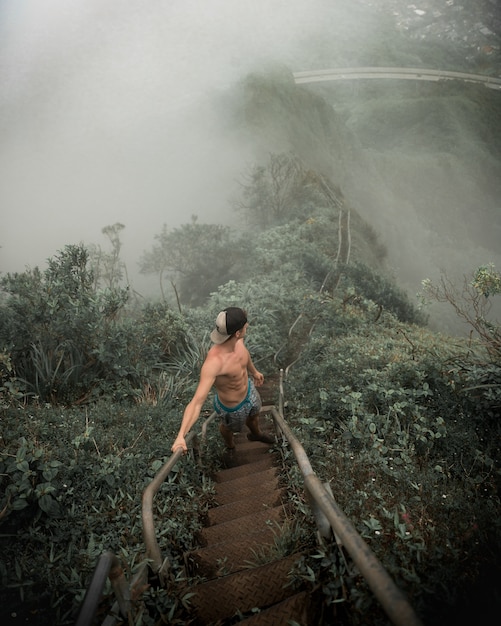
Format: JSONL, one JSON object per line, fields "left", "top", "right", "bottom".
{"left": 223, "top": 69, "right": 501, "bottom": 334}
{"left": 1, "top": 0, "right": 500, "bottom": 334}
{"left": 306, "top": 80, "right": 501, "bottom": 335}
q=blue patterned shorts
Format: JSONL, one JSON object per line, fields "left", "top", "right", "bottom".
{"left": 213, "top": 378, "right": 262, "bottom": 432}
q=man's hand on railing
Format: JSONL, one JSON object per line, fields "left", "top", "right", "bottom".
{"left": 171, "top": 436, "right": 187, "bottom": 454}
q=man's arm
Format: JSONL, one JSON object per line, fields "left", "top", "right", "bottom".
{"left": 245, "top": 346, "right": 264, "bottom": 387}
{"left": 171, "top": 362, "right": 217, "bottom": 453}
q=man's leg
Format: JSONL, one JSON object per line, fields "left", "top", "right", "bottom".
{"left": 245, "top": 413, "right": 261, "bottom": 437}
{"left": 219, "top": 422, "right": 235, "bottom": 449}
{"left": 245, "top": 413, "right": 275, "bottom": 444}
{"left": 245, "top": 382, "right": 274, "bottom": 443}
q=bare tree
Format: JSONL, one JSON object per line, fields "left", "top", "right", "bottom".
{"left": 235, "top": 152, "right": 305, "bottom": 228}
{"left": 421, "top": 265, "right": 501, "bottom": 358}
{"left": 88, "top": 223, "right": 128, "bottom": 290}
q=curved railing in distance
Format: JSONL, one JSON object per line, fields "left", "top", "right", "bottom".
{"left": 293, "top": 66, "right": 501, "bottom": 90}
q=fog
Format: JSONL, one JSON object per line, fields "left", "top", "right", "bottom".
{"left": 1, "top": 0, "right": 500, "bottom": 333}
{"left": 0, "top": 0, "right": 365, "bottom": 276}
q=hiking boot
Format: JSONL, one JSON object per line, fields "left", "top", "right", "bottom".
{"left": 247, "top": 432, "right": 275, "bottom": 445}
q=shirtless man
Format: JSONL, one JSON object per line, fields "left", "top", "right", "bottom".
{"left": 171, "top": 307, "right": 274, "bottom": 453}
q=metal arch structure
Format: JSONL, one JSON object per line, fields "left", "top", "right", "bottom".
{"left": 293, "top": 66, "right": 501, "bottom": 90}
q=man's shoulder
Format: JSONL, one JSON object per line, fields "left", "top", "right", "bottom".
{"left": 207, "top": 344, "right": 223, "bottom": 358}
{"left": 203, "top": 346, "right": 225, "bottom": 372}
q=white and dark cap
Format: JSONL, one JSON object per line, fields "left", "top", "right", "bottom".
{"left": 210, "top": 307, "right": 247, "bottom": 344}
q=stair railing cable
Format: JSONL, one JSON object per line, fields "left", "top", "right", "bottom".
{"left": 271, "top": 370, "right": 423, "bottom": 626}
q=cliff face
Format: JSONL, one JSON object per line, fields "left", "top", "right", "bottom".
{"left": 326, "top": 80, "right": 501, "bottom": 334}
{"left": 232, "top": 70, "right": 501, "bottom": 335}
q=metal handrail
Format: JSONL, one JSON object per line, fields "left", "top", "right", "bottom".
{"left": 142, "top": 432, "right": 196, "bottom": 583}
{"left": 79, "top": 378, "right": 423, "bottom": 626}
{"left": 270, "top": 372, "right": 423, "bottom": 626}
{"left": 75, "top": 551, "right": 132, "bottom": 626}
{"left": 141, "top": 411, "right": 218, "bottom": 584}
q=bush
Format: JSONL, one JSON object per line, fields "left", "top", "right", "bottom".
{"left": 0, "top": 247, "right": 192, "bottom": 405}
{"left": 0, "top": 400, "right": 214, "bottom": 624}
{"left": 343, "top": 261, "right": 428, "bottom": 325}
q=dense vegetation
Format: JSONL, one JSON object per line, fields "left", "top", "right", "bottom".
{"left": 1, "top": 74, "right": 500, "bottom": 626}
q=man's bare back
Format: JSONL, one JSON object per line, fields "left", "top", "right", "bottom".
{"left": 209, "top": 339, "right": 262, "bottom": 406}
{"left": 171, "top": 307, "right": 267, "bottom": 454}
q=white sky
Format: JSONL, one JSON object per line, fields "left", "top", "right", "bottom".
{"left": 1, "top": 0, "right": 499, "bottom": 332}
{"left": 0, "top": 0, "right": 361, "bottom": 278}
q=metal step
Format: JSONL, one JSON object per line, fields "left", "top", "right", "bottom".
{"left": 214, "top": 454, "right": 279, "bottom": 482}
{"left": 198, "top": 505, "right": 284, "bottom": 546}
{"left": 207, "top": 488, "right": 286, "bottom": 525}
{"left": 185, "top": 526, "right": 279, "bottom": 577}
{"left": 221, "top": 446, "right": 277, "bottom": 469}
{"left": 213, "top": 467, "right": 279, "bottom": 496}
{"left": 186, "top": 553, "right": 305, "bottom": 624}
{"left": 214, "top": 477, "right": 281, "bottom": 506}
{"left": 236, "top": 436, "right": 274, "bottom": 447}
{"left": 238, "top": 591, "right": 316, "bottom": 625}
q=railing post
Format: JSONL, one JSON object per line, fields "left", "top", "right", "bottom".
{"left": 108, "top": 557, "right": 131, "bottom": 620}
{"left": 269, "top": 406, "right": 423, "bottom": 626}
{"left": 304, "top": 481, "right": 334, "bottom": 541}
{"left": 279, "top": 368, "right": 284, "bottom": 416}
{"left": 75, "top": 552, "right": 129, "bottom": 626}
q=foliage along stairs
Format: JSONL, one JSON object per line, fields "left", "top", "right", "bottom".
{"left": 182, "top": 412, "right": 316, "bottom": 625}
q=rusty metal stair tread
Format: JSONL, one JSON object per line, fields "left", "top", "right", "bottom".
{"left": 221, "top": 448, "right": 277, "bottom": 469}
{"left": 223, "top": 441, "right": 273, "bottom": 460}
{"left": 237, "top": 590, "right": 314, "bottom": 625}
{"left": 185, "top": 526, "right": 279, "bottom": 577}
{"left": 214, "top": 454, "right": 279, "bottom": 482}
{"left": 208, "top": 488, "right": 286, "bottom": 525}
{"left": 199, "top": 505, "right": 284, "bottom": 545}
{"left": 214, "top": 477, "right": 281, "bottom": 506}
{"left": 186, "top": 552, "right": 305, "bottom": 623}
{"left": 214, "top": 467, "right": 280, "bottom": 495}
{"left": 228, "top": 434, "right": 275, "bottom": 449}
{"left": 231, "top": 435, "right": 275, "bottom": 447}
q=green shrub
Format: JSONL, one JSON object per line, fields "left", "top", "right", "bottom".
{"left": 0, "top": 247, "right": 193, "bottom": 405}
{"left": 0, "top": 400, "right": 213, "bottom": 623}
{"left": 343, "top": 262, "right": 428, "bottom": 325}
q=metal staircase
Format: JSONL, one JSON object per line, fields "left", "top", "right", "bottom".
{"left": 76, "top": 372, "right": 424, "bottom": 626}
{"left": 182, "top": 419, "right": 316, "bottom": 625}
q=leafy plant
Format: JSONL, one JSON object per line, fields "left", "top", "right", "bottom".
{"left": 420, "top": 265, "right": 501, "bottom": 358}
{"left": 0, "top": 436, "right": 63, "bottom": 523}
